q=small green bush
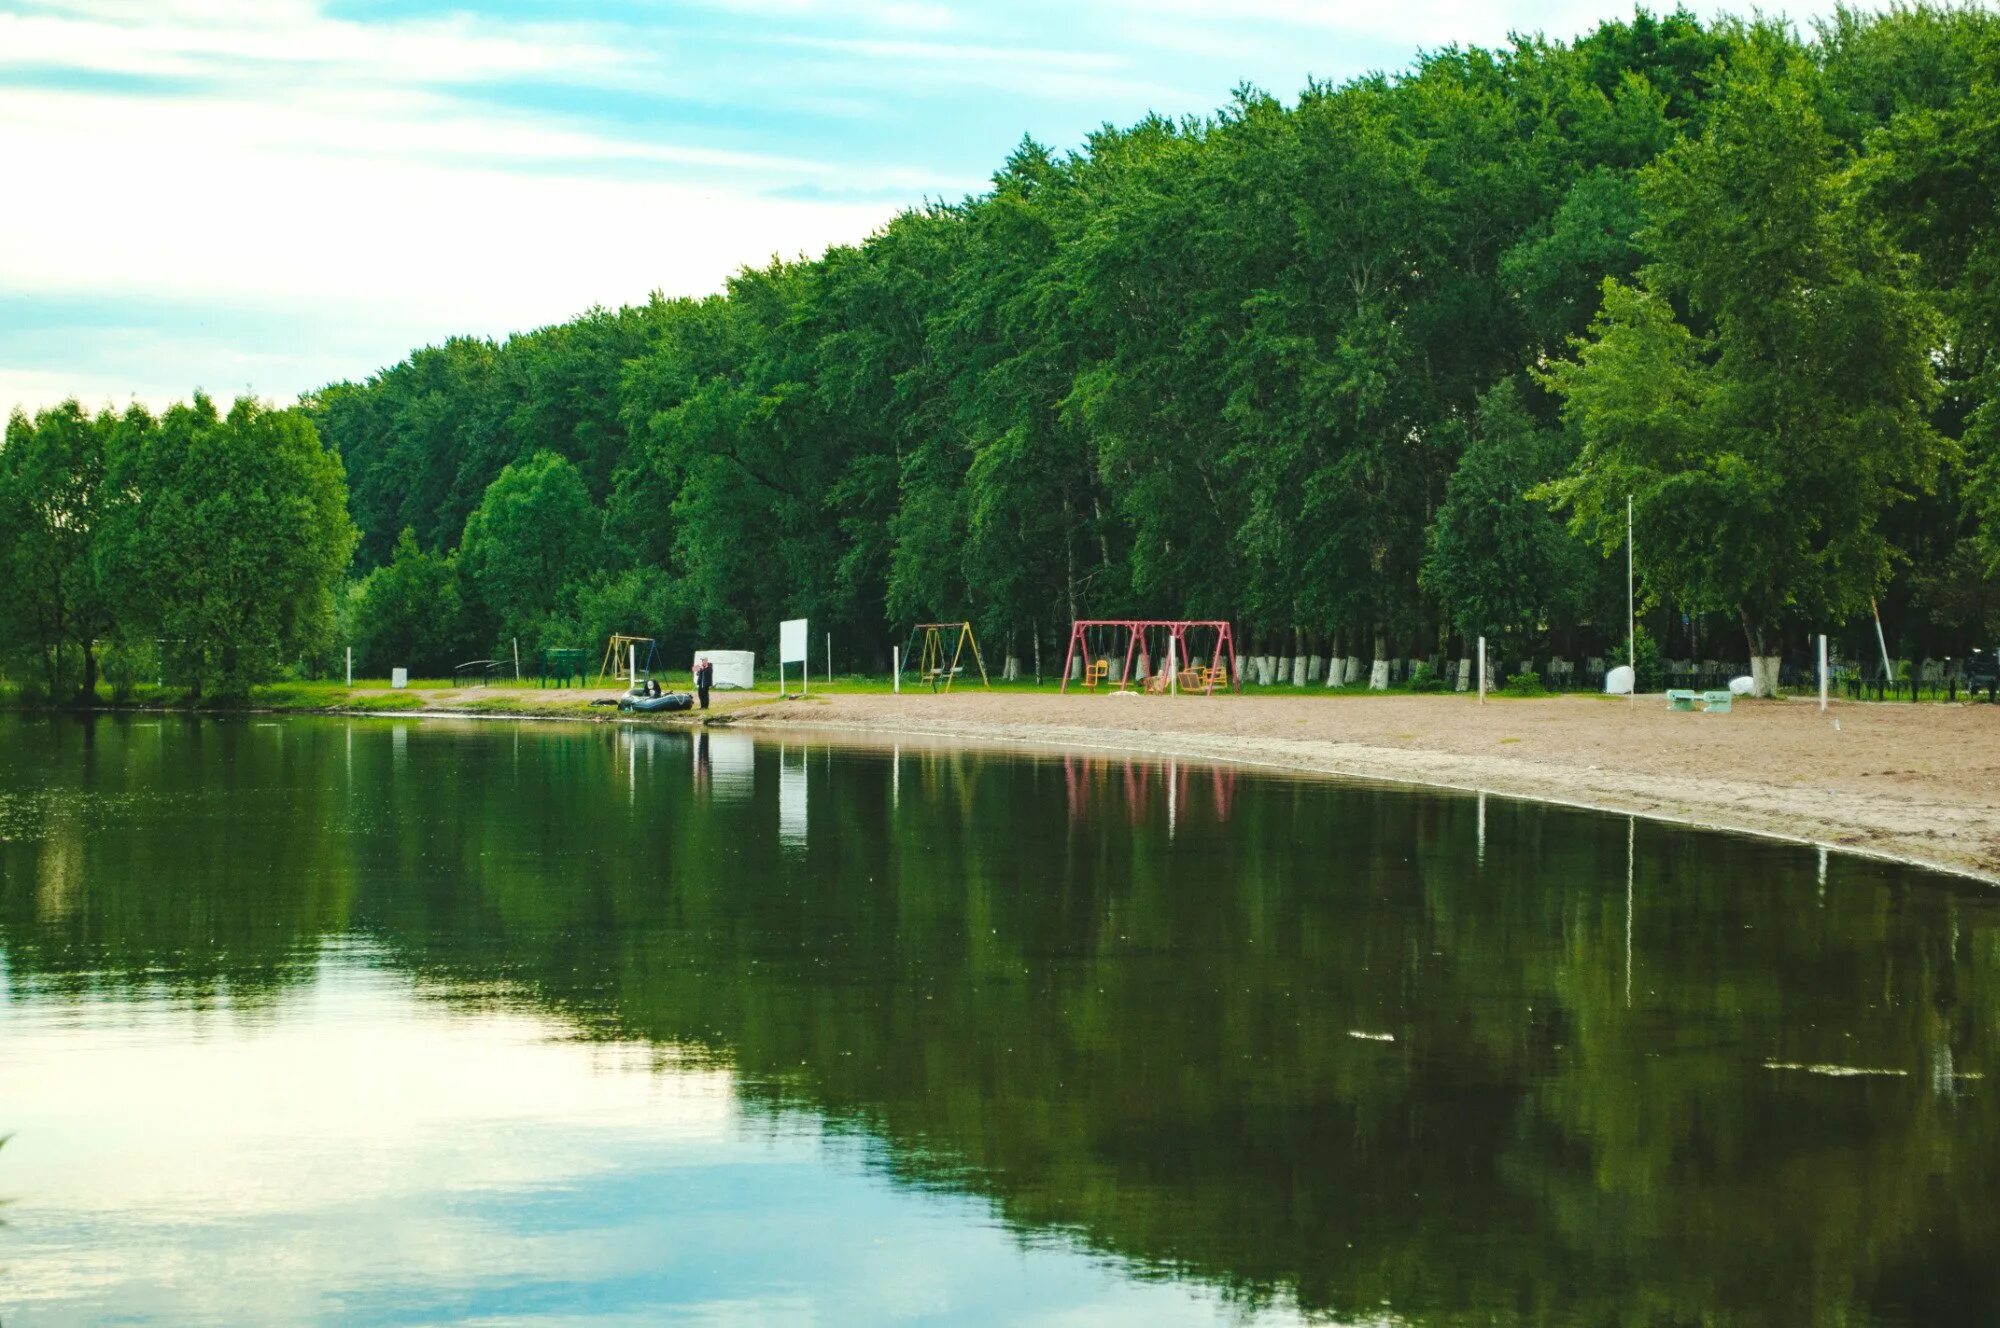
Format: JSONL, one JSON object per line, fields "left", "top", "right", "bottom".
{"left": 1503, "top": 670, "right": 1544, "bottom": 696}
{"left": 1407, "top": 663, "right": 1447, "bottom": 693}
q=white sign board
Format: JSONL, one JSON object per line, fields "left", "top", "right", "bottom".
{"left": 779, "top": 618, "right": 808, "bottom": 665}
{"left": 693, "top": 650, "right": 755, "bottom": 689}
{"left": 391, "top": 667, "right": 408, "bottom": 689}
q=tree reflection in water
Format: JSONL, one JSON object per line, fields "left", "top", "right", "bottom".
{"left": 0, "top": 714, "right": 1994, "bottom": 1325}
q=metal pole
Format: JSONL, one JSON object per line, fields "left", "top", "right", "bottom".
{"left": 1871, "top": 597, "right": 1894, "bottom": 691}
{"left": 1477, "top": 634, "right": 1486, "bottom": 705}
{"left": 345, "top": 646, "right": 352, "bottom": 687}
{"left": 629, "top": 643, "right": 636, "bottom": 689}
{"left": 1627, "top": 494, "right": 1635, "bottom": 706}
{"left": 1819, "top": 633, "right": 1828, "bottom": 713}
{"left": 892, "top": 646, "right": 900, "bottom": 694}
{"left": 826, "top": 632, "right": 832, "bottom": 686}
{"left": 513, "top": 637, "right": 520, "bottom": 683}
{"left": 1168, "top": 636, "right": 1178, "bottom": 696}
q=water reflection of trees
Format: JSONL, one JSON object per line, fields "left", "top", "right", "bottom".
{"left": 1, "top": 716, "right": 1995, "bottom": 1324}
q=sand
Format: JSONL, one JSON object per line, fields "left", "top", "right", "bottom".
{"left": 375, "top": 684, "right": 2000, "bottom": 885}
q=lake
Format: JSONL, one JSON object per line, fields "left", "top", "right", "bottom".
{"left": 0, "top": 714, "right": 1993, "bottom": 1325}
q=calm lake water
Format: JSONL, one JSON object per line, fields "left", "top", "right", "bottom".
{"left": 0, "top": 714, "right": 1993, "bottom": 1325}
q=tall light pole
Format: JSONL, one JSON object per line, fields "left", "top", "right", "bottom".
{"left": 1627, "top": 494, "right": 1635, "bottom": 706}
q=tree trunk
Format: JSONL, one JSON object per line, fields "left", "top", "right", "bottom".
{"left": 80, "top": 640, "right": 99, "bottom": 704}
{"left": 1740, "top": 610, "right": 1781, "bottom": 698}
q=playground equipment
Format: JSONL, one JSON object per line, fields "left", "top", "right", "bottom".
{"left": 1059, "top": 620, "right": 1239, "bottom": 695}
{"left": 899, "top": 622, "right": 990, "bottom": 691}
{"left": 598, "top": 634, "right": 658, "bottom": 686}
{"left": 539, "top": 647, "right": 590, "bottom": 688}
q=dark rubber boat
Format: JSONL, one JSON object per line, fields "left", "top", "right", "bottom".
{"left": 619, "top": 690, "right": 694, "bottom": 713}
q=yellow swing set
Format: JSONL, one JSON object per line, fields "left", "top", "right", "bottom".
{"left": 901, "top": 622, "right": 990, "bottom": 692}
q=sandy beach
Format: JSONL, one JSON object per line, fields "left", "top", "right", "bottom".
{"left": 354, "top": 683, "right": 2000, "bottom": 885}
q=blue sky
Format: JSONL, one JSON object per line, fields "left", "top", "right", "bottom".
{"left": 2, "top": 0, "right": 1858, "bottom": 420}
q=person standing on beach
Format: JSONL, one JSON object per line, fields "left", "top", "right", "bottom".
{"left": 695, "top": 656, "right": 713, "bottom": 710}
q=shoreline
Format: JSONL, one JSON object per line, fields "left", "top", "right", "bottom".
{"left": 19, "top": 686, "right": 1998, "bottom": 887}
{"left": 731, "top": 711, "right": 1998, "bottom": 887}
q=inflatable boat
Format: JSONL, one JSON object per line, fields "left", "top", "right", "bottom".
{"left": 619, "top": 689, "right": 694, "bottom": 713}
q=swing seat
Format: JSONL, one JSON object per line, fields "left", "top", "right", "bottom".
{"left": 1084, "top": 660, "right": 1110, "bottom": 689}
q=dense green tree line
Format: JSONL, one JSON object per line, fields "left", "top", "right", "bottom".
{"left": 9, "top": 7, "right": 2000, "bottom": 692}
{"left": 307, "top": 7, "right": 2000, "bottom": 685}
{"left": 0, "top": 396, "right": 355, "bottom": 701}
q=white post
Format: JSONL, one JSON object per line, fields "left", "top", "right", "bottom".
{"left": 629, "top": 643, "right": 637, "bottom": 689}
{"left": 1477, "top": 635, "right": 1486, "bottom": 705}
{"left": 826, "top": 632, "right": 832, "bottom": 686}
{"left": 779, "top": 661, "right": 786, "bottom": 696}
{"left": 892, "top": 646, "right": 900, "bottom": 694}
{"left": 1819, "top": 633, "right": 1829, "bottom": 713}
{"left": 1167, "top": 637, "right": 1178, "bottom": 696}
{"left": 1627, "top": 493, "right": 1635, "bottom": 707}
{"left": 1871, "top": 597, "right": 1894, "bottom": 692}
{"left": 345, "top": 646, "right": 352, "bottom": 687}
{"left": 513, "top": 637, "right": 520, "bottom": 683}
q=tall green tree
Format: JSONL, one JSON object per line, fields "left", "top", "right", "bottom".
{"left": 1422, "top": 380, "right": 1599, "bottom": 650}
{"left": 458, "top": 450, "right": 602, "bottom": 648}
{"left": 0, "top": 401, "right": 117, "bottom": 700}
{"left": 101, "top": 395, "right": 358, "bottom": 699}
{"left": 350, "top": 528, "right": 467, "bottom": 676}
{"left": 1542, "top": 35, "right": 1943, "bottom": 692}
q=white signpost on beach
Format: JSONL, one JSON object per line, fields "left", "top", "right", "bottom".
{"left": 779, "top": 617, "right": 808, "bottom": 696}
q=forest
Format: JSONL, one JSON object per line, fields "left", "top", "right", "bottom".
{"left": 6, "top": 4, "right": 2000, "bottom": 698}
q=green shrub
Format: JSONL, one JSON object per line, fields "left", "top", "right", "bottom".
{"left": 1407, "top": 663, "right": 1447, "bottom": 693}
{"left": 102, "top": 638, "right": 157, "bottom": 704}
{"left": 1503, "top": 670, "right": 1544, "bottom": 696}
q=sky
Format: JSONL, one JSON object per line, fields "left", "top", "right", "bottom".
{"left": 1, "top": 0, "right": 1860, "bottom": 422}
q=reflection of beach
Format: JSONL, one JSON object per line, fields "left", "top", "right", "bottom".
{"left": 1064, "top": 753, "right": 1235, "bottom": 829}
{"left": 728, "top": 693, "right": 2000, "bottom": 884}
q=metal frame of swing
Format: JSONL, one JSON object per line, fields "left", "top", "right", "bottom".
{"left": 900, "top": 622, "right": 991, "bottom": 691}
{"left": 597, "top": 634, "right": 659, "bottom": 686}
{"left": 1058, "top": 620, "right": 1240, "bottom": 695}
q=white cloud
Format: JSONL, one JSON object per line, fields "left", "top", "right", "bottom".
{"left": 0, "top": 1, "right": 630, "bottom": 85}
{"left": 0, "top": 2, "right": 924, "bottom": 417}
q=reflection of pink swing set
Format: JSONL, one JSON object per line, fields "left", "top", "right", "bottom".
{"left": 1058, "top": 620, "right": 1240, "bottom": 695}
